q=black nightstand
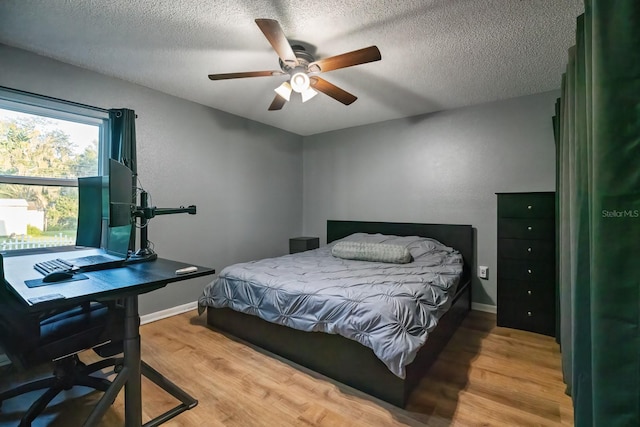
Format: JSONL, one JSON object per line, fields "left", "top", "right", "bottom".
{"left": 289, "top": 237, "right": 319, "bottom": 254}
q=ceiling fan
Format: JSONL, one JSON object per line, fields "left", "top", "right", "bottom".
{"left": 208, "top": 19, "right": 381, "bottom": 111}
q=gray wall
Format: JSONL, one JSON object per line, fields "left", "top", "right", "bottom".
{"left": 0, "top": 44, "right": 303, "bottom": 315}
{"left": 1, "top": 43, "right": 559, "bottom": 311}
{"left": 302, "top": 91, "right": 558, "bottom": 306}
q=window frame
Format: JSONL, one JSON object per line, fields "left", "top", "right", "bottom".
{"left": 0, "top": 87, "right": 110, "bottom": 252}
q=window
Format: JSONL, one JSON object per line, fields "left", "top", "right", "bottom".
{"left": 0, "top": 88, "right": 109, "bottom": 252}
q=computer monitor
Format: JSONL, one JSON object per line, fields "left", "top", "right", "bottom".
{"left": 78, "top": 159, "right": 195, "bottom": 263}
{"left": 76, "top": 159, "right": 135, "bottom": 255}
{"left": 108, "top": 159, "right": 135, "bottom": 228}
{"left": 106, "top": 159, "right": 134, "bottom": 256}
{"left": 76, "top": 176, "right": 105, "bottom": 248}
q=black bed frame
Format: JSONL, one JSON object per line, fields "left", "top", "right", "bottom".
{"left": 206, "top": 220, "right": 473, "bottom": 407}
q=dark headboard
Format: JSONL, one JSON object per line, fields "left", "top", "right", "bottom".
{"left": 327, "top": 220, "right": 474, "bottom": 283}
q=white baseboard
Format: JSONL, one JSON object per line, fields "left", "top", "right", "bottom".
{"left": 140, "top": 301, "right": 198, "bottom": 325}
{"left": 472, "top": 302, "right": 497, "bottom": 313}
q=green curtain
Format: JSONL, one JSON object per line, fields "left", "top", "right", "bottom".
{"left": 554, "top": 2, "right": 640, "bottom": 425}
{"left": 109, "top": 108, "right": 137, "bottom": 175}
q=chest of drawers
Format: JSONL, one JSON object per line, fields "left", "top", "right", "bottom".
{"left": 497, "top": 192, "right": 556, "bottom": 336}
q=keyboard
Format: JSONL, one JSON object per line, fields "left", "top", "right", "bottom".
{"left": 34, "top": 258, "right": 75, "bottom": 276}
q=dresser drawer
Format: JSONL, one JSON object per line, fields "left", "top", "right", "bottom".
{"left": 498, "top": 239, "right": 554, "bottom": 261}
{"left": 496, "top": 192, "right": 556, "bottom": 337}
{"left": 498, "top": 193, "right": 555, "bottom": 218}
{"left": 498, "top": 218, "right": 554, "bottom": 240}
{"left": 497, "top": 303, "right": 555, "bottom": 336}
{"left": 498, "top": 279, "right": 554, "bottom": 305}
{"left": 498, "top": 260, "right": 555, "bottom": 281}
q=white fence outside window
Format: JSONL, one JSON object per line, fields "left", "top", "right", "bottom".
{"left": 1, "top": 234, "right": 74, "bottom": 251}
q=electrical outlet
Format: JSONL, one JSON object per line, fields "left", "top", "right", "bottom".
{"left": 478, "top": 266, "right": 489, "bottom": 279}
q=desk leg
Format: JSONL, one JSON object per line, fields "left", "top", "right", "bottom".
{"left": 86, "top": 294, "right": 196, "bottom": 427}
{"left": 140, "top": 361, "right": 198, "bottom": 427}
{"left": 83, "top": 366, "right": 130, "bottom": 426}
{"left": 124, "top": 295, "right": 142, "bottom": 427}
{"left": 82, "top": 295, "right": 141, "bottom": 427}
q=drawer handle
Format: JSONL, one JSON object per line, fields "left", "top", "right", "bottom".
{"left": 527, "top": 247, "right": 532, "bottom": 253}
{"left": 527, "top": 311, "right": 533, "bottom": 317}
{"left": 527, "top": 226, "right": 533, "bottom": 231}
{"left": 527, "top": 205, "right": 533, "bottom": 210}
{"left": 527, "top": 290, "right": 532, "bottom": 295}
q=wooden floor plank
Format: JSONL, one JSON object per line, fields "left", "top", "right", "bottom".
{"left": 0, "top": 310, "right": 573, "bottom": 426}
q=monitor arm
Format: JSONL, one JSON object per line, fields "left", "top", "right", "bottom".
{"left": 128, "top": 190, "right": 197, "bottom": 263}
{"left": 136, "top": 205, "right": 197, "bottom": 219}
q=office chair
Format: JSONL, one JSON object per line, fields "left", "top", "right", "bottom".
{"left": 0, "top": 286, "right": 125, "bottom": 426}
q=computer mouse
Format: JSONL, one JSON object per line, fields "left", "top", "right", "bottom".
{"left": 42, "top": 270, "right": 75, "bottom": 283}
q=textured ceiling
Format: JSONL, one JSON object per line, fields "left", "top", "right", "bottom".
{"left": 0, "top": 0, "right": 583, "bottom": 136}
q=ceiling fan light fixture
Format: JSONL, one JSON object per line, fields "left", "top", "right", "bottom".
{"left": 290, "top": 72, "right": 310, "bottom": 93}
{"left": 207, "top": 20, "right": 381, "bottom": 111}
{"left": 274, "top": 81, "right": 292, "bottom": 101}
{"left": 301, "top": 87, "right": 318, "bottom": 103}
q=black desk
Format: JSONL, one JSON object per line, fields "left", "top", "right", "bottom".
{"left": 1, "top": 248, "right": 215, "bottom": 426}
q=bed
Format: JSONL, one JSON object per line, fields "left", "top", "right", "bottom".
{"left": 199, "top": 220, "right": 473, "bottom": 407}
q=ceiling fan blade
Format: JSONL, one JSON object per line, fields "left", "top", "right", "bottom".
{"left": 208, "top": 70, "right": 283, "bottom": 80}
{"left": 255, "top": 19, "right": 299, "bottom": 67}
{"left": 268, "top": 94, "right": 287, "bottom": 111}
{"left": 310, "top": 77, "right": 357, "bottom": 105}
{"left": 308, "top": 46, "right": 381, "bottom": 73}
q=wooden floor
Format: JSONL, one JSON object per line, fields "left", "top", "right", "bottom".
{"left": 0, "top": 310, "right": 573, "bottom": 426}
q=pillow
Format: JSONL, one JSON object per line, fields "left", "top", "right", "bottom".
{"left": 331, "top": 241, "right": 413, "bottom": 264}
{"left": 333, "top": 233, "right": 443, "bottom": 261}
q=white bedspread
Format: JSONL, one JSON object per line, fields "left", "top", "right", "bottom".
{"left": 198, "top": 233, "right": 463, "bottom": 378}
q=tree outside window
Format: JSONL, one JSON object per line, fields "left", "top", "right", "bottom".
{"left": 0, "top": 99, "right": 105, "bottom": 251}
